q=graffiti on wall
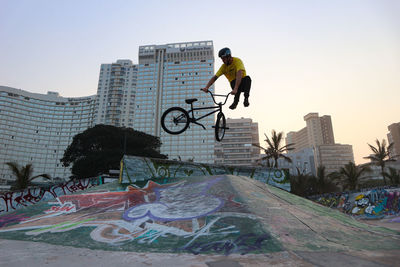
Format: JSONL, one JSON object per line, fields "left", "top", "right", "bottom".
{"left": 0, "top": 176, "right": 282, "bottom": 255}
{"left": 121, "top": 155, "right": 290, "bottom": 191}
{"left": 311, "top": 188, "right": 400, "bottom": 219}
{"left": 0, "top": 178, "right": 99, "bottom": 214}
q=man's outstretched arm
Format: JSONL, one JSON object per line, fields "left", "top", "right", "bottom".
{"left": 201, "top": 75, "right": 218, "bottom": 92}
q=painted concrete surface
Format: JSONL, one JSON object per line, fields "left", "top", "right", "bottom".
{"left": 309, "top": 188, "right": 400, "bottom": 219}
{"left": 0, "top": 178, "right": 101, "bottom": 214}
{"left": 0, "top": 175, "right": 399, "bottom": 266}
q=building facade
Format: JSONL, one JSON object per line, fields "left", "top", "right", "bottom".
{"left": 215, "top": 118, "right": 260, "bottom": 166}
{"left": 387, "top": 122, "right": 400, "bottom": 160}
{"left": 94, "top": 59, "right": 138, "bottom": 128}
{"left": 287, "top": 112, "right": 335, "bottom": 152}
{"left": 277, "top": 147, "right": 316, "bottom": 176}
{"left": 315, "top": 144, "right": 354, "bottom": 174}
{"left": 286, "top": 112, "right": 354, "bottom": 174}
{"left": 133, "top": 41, "right": 216, "bottom": 163}
{"left": 0, "top": 86, "right": 96, "bottom": 183}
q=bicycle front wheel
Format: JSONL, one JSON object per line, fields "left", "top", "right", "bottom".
{"left": 215, "top": 112, "right": 226, "bottom": 141}
{"left": 161, "top": 107, "right": 190, "bottom": 135}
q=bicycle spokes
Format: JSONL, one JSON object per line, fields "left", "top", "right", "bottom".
{"left": 215, "top": 112, "right": 226, "bottom": 142}
{"left": 173, "top": 114, "right": 187, "bottom": 124}
{"left": 161, "top": 107, "right": 190, "bottom": 135}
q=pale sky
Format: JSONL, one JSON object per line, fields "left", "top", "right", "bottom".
{"left": 1, "top": 0, "right": 399, "bottom": 164}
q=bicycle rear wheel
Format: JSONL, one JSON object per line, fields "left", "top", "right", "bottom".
{"left": 161, "top": 107, "right": 190, "bottom": 135}
{"left": 215, "top": 112, "right": 226, "bottom": 141}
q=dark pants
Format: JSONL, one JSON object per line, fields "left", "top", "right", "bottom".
{"left": 230, "top": 76, "right": 252, "bottom": 104}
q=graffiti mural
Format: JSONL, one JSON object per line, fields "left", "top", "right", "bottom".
{"left": 121, "top": 155, "right": 290, "bottom": 191}
{"left": 0, "top": 178, "right": 99, "bottom": 214}
{"left": 310, "top": 187, "right": 400, "bottom": 219}
{"left": 0, "top": 176, "right": 282, "bottom": 255}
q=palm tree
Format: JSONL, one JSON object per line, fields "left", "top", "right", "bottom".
{"left": 255, "top": 147, "right": 273, "bottom": 167}
{"left": 364, "top": 139, "right": 395, "bottom": 185}
{"left": 383, "top": 167, "right": 400, "bottom": 185}
{"left": 253, "top": 130, "right": 295, "bottom": 168}
{"left": 6, "top": 162, "right": 51, "bottom": 190}
{"left": 331, "top": 162, "right": 371, "bottom": 191}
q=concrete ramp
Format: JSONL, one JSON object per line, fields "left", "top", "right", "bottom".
{"left": 0, "top": 174, "right": 399, "bottom": 266}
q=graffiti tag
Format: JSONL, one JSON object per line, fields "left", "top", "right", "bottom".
{"left": 182, "top": 233, "right": 271, "bottom": 255}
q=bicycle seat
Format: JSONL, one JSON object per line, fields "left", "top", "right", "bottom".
{"left": 185, "top": 98, "right": 198, "bottom": 104}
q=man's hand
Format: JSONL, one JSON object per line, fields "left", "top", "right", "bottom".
{"left": 230, "top": 89, "right": 238, "bottom": 95}
{"left": 201, "top": 88, "right": 209, "bottom": 93}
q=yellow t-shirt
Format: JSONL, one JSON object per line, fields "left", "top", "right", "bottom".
{"left": 215, "top": 57, "right": 246, "bottom": 82}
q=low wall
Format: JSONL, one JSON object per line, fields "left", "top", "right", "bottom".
{"left": 120, "top": 155, "right": 290, "bottom": 191}
{"left": 309, "top": 187, "right": 400, "bottom": 219}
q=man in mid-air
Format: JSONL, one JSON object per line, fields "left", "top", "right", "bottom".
{"left": 201, "top": 47, "right": 252, "bottom": 110}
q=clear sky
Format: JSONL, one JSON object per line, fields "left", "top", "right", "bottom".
{"left": 1, "top": 0, "right": 399, "bottom": 164}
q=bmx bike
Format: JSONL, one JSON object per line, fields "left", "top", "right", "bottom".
{"left": 161, "top": 90, "right": 230, "bottom": 141}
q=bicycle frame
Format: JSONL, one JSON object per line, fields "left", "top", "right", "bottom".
{"left": 186, "top": 91, "right": 230, "bottom": 130}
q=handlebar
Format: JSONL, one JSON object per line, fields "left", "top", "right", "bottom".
{"left": 200, "top": 89, "right": 230, "bottom": 106}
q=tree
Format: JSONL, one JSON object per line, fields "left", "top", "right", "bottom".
{"left": 6, "top": 162, "right": 51, "bottom": 190}
{"left": 364, "top": 139, "right": 395, "bottom": 185}
{"left": 255, "top": 147, "right": 273, "bottom": 167}
{"left": 290, "top": 167, "right": 317, "bottom": 197}
{"left": 315, "top": 166, "right": 338, "bottom": 194}
{"left": 331, "top": 162, "right": 371, "bottom": 191}
{"left": 253, "top": 130, "right": 295, "bottom": 168}
{"left": 61, "top": 125, "right": 167, "bottom": 178}
{"left": 383, "top": 167, "right": 400, "bottom": 185}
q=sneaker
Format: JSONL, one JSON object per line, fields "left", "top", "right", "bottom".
{"left": 244, "top": 98, "right": 249, "bottom": 107}
{"left": 229, "top": 102, "right": 238, "bottom": 110}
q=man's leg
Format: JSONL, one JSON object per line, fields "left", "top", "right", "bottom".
{"left": 229, "top": 79, "right": 241, "bottom": 110}
{"left": 242, "top": 76, "right": 251, "bottom": 107}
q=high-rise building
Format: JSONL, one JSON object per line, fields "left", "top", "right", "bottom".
{"left": 0, "top": 86, "right": 96, "bottom": 183}
{"left": 286, "top": 112, "right": 353, "bottom": 174}
{"left": 287, "top": 113, "right": 335, "bottom": 152}
{"left": 133, "top": 41, "right": 216, "bottom": 163}
{"left": 387, "top": 122, "right": 400, "bottom": 160}
{"left": 94, "top": 60, "right": 138, "bottom": 128}
{"left": 215, "top": 118, "right": 260, "bottom": 166}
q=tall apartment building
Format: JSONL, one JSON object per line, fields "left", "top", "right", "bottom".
{"left": 286, "top": 113, "right": 335, "bottom": 152}
{"left": 0, "top": 86, "right": 96, "bottom": 183}
{"left": 387, "top": 122, "right": 400, "bottom": 160}
{"left": 286, "top": 112, "right": 354, "bottom": 174}
{"left": 215, "top": 118, "right": 260, "bottom": 166}
{"left": 94, "top": 60, "right": 138, "bottom": 128}
{"left": 133, "top": 41, "right": 216, "bottom": 163}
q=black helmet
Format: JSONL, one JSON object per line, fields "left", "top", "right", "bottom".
{"left": 218, "top": 47, "right": 231, "bottom": 58}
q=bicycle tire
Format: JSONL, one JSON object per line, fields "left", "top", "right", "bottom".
{"left": 161, "top": 107, "right": 190, "bottom": 135}
{"left": 215, "top": 112, "right": 226, "bottom": 141}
